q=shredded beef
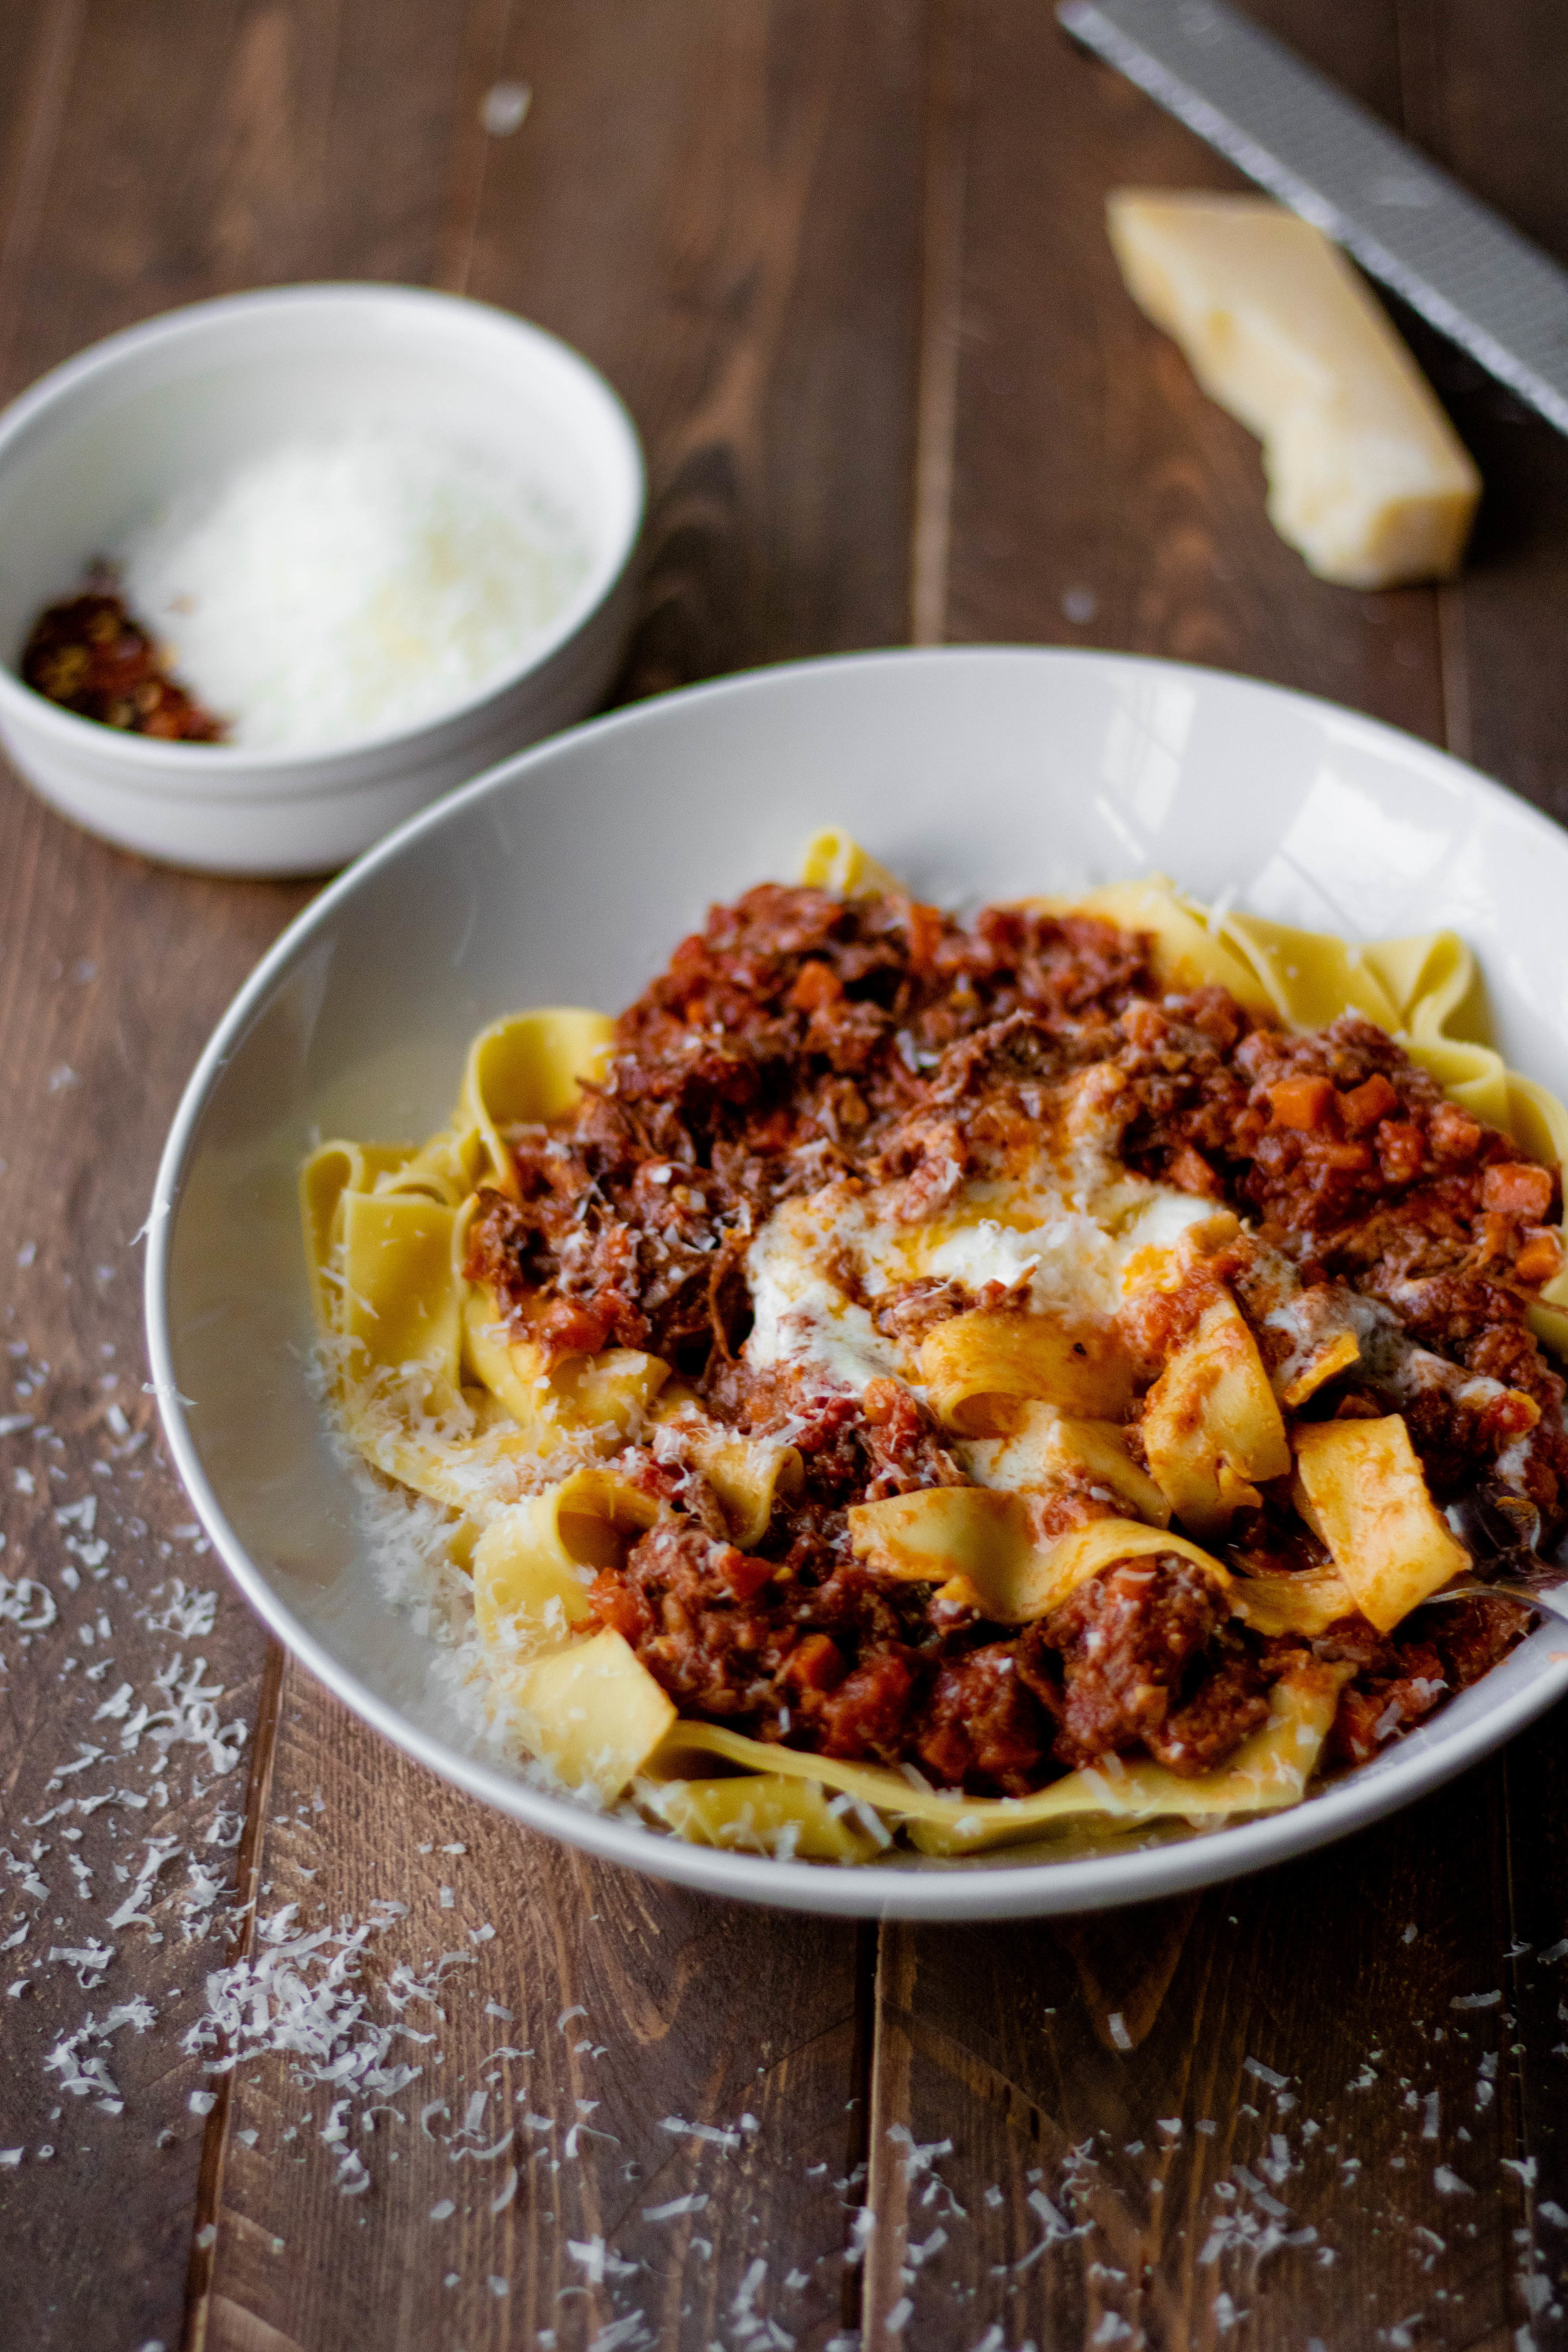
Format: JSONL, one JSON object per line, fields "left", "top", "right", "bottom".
{"left": 1022, "top": 1559, "right": 1268, "bottom": 1777}
{"left": 593, "top": 1521, "right": 783, "bottom": 1715}
{"left": 1320, "top": 1591, "right": 1531, "bottom": 1765}
{"left": 916, "top": 1645, "right": 1049, "bottom": 1796}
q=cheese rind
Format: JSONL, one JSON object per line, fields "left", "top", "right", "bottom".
{"left": 1106, "top": 189, "right": 1480, "bottom": 588}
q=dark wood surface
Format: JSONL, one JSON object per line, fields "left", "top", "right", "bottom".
{"left": 0, "top": 6, "right": 1565, "bottom": 2348}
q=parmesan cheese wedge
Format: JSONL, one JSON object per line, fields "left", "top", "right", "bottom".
{"left": 1106, "top": 189, "right": 1480, "bottom": 588}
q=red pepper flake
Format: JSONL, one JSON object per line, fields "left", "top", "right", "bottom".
{"left": 21, "top": 568, "right": 225, "bottom": 742}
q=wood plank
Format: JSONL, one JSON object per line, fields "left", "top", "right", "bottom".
{"left": 465, "top": 0, "right": 923, "bottom": 694}
{"left": 0, "top": 2, "right": 86, "bottom": 397}
{"left": 0, "top": 8, "right": 291, "bottom": 2340}
{"left": 3, "top": 0, "right": 482, "bottom": 393}
{"left": 939, "top": 0, "right": 1446, "bottom": 739}
{"left": 864, "top": 4, "right": 1568, "bottom": 2346}
{"left": 0, "top": 757, "right": 300, "bottom": 2352}
{"left": 0, "top": 4, "right": 494, "bottom": 2347}
{"left": 192, "top": 7, "right": 925, "bottom": 2348}
{"left": 1498, "top": 1702, "right": 1568, "bottom": 2348}
{"left": 865, "top": 1768, "right": 1543, "bottom": 2348}
{"left": 200, "top": 1680, "right": 872, "bottom": 2352}
{"left": 1391, "top": 0, "right": 1568, "bottom": 812}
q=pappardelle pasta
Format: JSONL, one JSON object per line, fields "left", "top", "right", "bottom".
{"left": 302, "top": 839, "right": 1568, "bottom": 1863}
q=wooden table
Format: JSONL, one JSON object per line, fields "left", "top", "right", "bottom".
{"left": 3, "top": 5, "right": 1567, "bottom": 2346}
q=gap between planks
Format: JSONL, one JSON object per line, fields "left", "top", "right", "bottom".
{"left": 181, "top": 1638, "right": 286, "bottom": 2352}
{"left": 172, "top": 2, "right": 533, "bottom": 2333}
{"left": 909, "top": 0, "right": 973, "bottom": 649}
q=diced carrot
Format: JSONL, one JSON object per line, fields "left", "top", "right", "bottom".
{"left": 717, "top": 1548, "right": 776, "bottom": 1604}
{"left": 780, "top": 1633, "right": 847, "bottom": 1695}
{"left": 1315, "top": 1141, "right": 1374, "bottom": 1173}
{"left": 903, "top": 901, "right": 945, "bottom": 970}
{"left": 1377, "top": 1122, "right": 1426, "bottom": 1186}
{"left": 586, "top": 1569, "right": 644, "bottom": 1645}
{"left": 1268, "top": 1075, "right": 1337, "bottom": 1131}
{"left": 787, "top": 960, "right": 844, "bottom": 1013}
{"left": 1515, "top": 1230, "right": 1564, "bottom": 1285}
{"left": 1482, "top": 1160, "right": 1555, "bottom": 1221}
{"left": 1338, "top": 1073, "right": 1399, "bottom": 1130}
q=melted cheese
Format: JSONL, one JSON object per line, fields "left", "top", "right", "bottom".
{"left": 742, "top": 1157, "right": 1212, "bottom": 1400}
{"left": 744, "top": 1196, "right": 904, "bottom": 1393}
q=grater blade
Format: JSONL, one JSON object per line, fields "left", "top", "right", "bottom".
{"left": 1059, "top": 0, "right": 1568, "bottom": 437}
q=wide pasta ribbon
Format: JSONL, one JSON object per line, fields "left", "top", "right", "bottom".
{"left": 300, "top": 1007, "right": 635, "bottom": 1511}
{"left": 847, "top": 1503, "right": 1230, "bottom": 1624}
{"left": 650, "top": 1387, "right": 803, "bottom": 1546}
{"left": 647, "top": 1656, "right": 1347, "bottom": 1857}
{"left": 463, "top": 1286, "right": 670, "bottom": 1448}
{"left": 799, "top": 828, "right": 902, "bottom": 899}
{"left": 471, "top": 1468, "right": 667, "bottom": 1654}
{"left": 639, "top": 1776, "right": 889, "bottom": 1863}
{"left": 457, "top": 1008, "right": 616, "bottom": 1197}
{"left": 919, "top": 1309, "right": 1135, "bottom": 1431}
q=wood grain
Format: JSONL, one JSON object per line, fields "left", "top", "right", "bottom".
{"left": 0, "top": 3, "right": 86, "bottom": 395}
{"left": 200, "top": 1681, "right": 872, "bottom": 2352}
{"left": 864, "top": 1764, "right": 1555, "bottom": 2346}
{"left": 465, "top": 0, "right": 924, "bottom": 696}
{"left": 0, "top": 808, "right": 293, "bottom": 2352}
{"left": 1392, "top": 0, "right": 1568, "bottom": 815}
{"left": 4, "top": 3, "right": 1568, "bottom": 2346}
{"left": 1399, "top": 0, "right": 1568, "bottom": 2291}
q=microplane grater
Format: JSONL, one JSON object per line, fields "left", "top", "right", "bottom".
{"left": 1058, "top": 0, "right": 1568, "bottom": 438}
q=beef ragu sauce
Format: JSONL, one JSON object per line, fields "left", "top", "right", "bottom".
{"left": 465, "top": 885, "right": 1561, "bottom": 1796}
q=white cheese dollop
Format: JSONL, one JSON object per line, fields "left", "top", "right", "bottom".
{"left": 741, "top": 1158, "right": 1214, "bottom": 1401}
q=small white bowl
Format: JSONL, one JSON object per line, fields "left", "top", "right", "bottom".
{"left": 0, "top": 284, "right": 644, "bottom": 875}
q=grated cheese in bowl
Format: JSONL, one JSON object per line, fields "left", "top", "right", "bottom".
{"left": 120, "top": 428, "right": 591, "bottom": 753}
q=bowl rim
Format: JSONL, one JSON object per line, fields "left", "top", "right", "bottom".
{"left": 0, "top": 281, "right": 646, "bottom": 780}
{"left": 144, "top": 644, "right": 1568, "bottom": 1919}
